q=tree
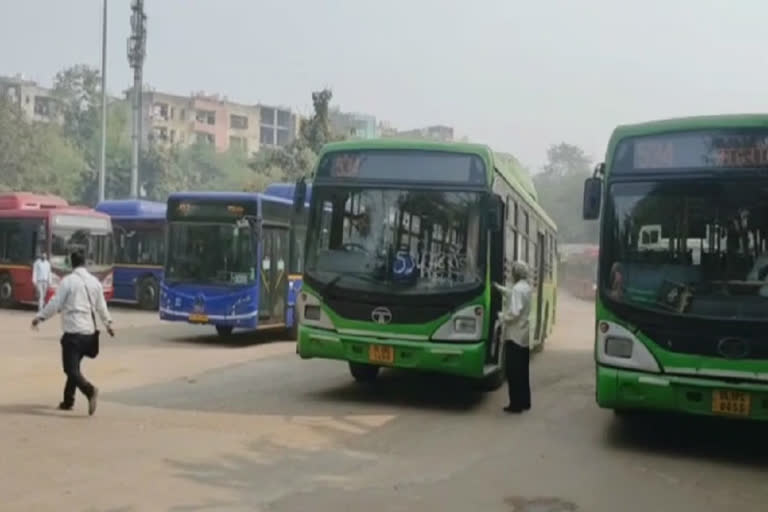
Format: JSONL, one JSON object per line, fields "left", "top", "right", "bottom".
{"left": 51, "top": 64, "right": 101, "bottom": 148}
{"left": 534, "top": 143, "right": 598, "bottom": 243}
{"left": 300, "top": 89, "right": 335, "bottom": 153}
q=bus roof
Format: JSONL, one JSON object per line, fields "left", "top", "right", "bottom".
{"left": 263, "top": 182, "right": 313, "bottom": 204}
{"left": 0, "top": 192, "right": 68, "bottom": 210}
{"left": 168, "top": 190, "right": 292, "bottom": 206}
{"left": 0, "top": 205, "right": 110, "bottom": 220}
{"left": 95, "top": 199, "right": 166, "bottom": 221}
{"left": 607, "top": 113, "right": 768, "bottom": 157}
{"left": 494, "top": 152, "right": 557, "bottom": 231}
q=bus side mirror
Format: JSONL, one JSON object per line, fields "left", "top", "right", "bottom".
{"left": 488, "top": 195, "right": 503, "bottom": 232}
{"left": 583, "top": 177, "right": 602, "bottom": 220}
{"left": 294, "top": 178, "right": 307, "bottom": 213}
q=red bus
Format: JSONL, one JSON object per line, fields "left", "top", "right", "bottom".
{"left": 0, "top": 193, "right": 114, "bottom": 307}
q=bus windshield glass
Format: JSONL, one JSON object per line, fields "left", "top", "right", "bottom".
{"left": 50, "top": 215, "right": 113, "bottom": 271}
{"left": 305, "top": 188, "right": 485, "bottom": 294}
{"left": 165, "top": 221, "right": 255, "bottom": 285}
{"left": 604, "top": 180, "right": 768, "bottom": 320}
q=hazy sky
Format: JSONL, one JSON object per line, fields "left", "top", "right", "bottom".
{"left": 2, "top": 0, "right": 767, "bottom": 169}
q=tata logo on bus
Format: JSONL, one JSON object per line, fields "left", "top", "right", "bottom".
{"left": 371, "top": 306, "right": 393, "bottom": 325}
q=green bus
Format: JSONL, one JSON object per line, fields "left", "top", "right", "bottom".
{"left": 583, "top": 114, "right": 768, "bottom": 420}
{"left": 293, "top": 139, "right": 558, "bottom": 387}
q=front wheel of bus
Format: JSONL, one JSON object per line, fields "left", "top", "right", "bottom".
{"left": 0, "top": 274, "right": 14, "bottom": 308}
{"left": 349, "top": 362, "right": 380, "bottom": 383}
{"left": 138, "top": 277, "right": 159, "bottom": 310}
{"left": 216, "top": 325, "right": 234, "bottom": 337}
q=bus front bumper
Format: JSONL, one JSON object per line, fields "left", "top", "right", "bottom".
{"left": 298, "top": 325, "right": 488, "bottom": 379}
{"left": 597, "top": 366, "right": 768, "bottom": 420}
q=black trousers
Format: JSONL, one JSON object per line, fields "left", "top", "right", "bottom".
{"left": 60, "top": 333, "right": 95, "bottom": 406}
{"left": 504, "top": 341, "right": 531, "bottom": 410}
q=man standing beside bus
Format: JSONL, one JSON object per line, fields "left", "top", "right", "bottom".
{"left": 494, "top": 261, "right": 533, "bottom": 414}
{"left": 33, "top": 252, "right": 51, "bottom": 313}
{"left": 31, "top": 251, "right": 114, "bottom": 415}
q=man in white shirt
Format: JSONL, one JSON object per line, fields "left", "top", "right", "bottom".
{"left": 32, "top": 252, "right": 51, "bottom": 313}
{"left": 31, "top": 251, "right": 114, "bottom": 415}
{"left": 493, "top": 261, "right": 533, "bottom": 414}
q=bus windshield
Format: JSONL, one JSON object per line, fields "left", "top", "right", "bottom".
{"left": 50, "top": 215, "right": 113, "bottom": 271}
{"left": 305, "top": 188, "right": 485, "bottom": 295}
{"left": 165, "top": 221, "right": 255, "bottom": 285}
{"left": 604, "top": 179, "right": 768, "bottom": 320}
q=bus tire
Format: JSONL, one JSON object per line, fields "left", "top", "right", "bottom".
{"left": 349, "top": 362, "right": 379, "bottom": 383}
{"left": 137, "top": 276, "right": 159, "bottom": 310}
{"left": 216, "top": 325, "right": 234, "bottom": 337}
{"left": 0, "top": 273, "right": 14, "bottom": 308}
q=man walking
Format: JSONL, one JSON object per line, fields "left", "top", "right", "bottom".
{"left": 31, "top": 251, "right": 114, "bottom": 415}
{"left": 493, "top": 261, "right": 533, "bottom": 414}
{"left": 32, "top": 252, "right": 51, "bottom": 313}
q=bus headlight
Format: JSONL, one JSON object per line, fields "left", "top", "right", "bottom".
{"left": 432, "top": 305, "right": 484, "bottom": 341}
{"left": 453, "top": 317, "right": 477, "bottom": 334}
{"left": 597, "top": 321, "right": 660, "bottom": 373}
{"left": 298, "top": 292, "right": 334, "bottom": 330}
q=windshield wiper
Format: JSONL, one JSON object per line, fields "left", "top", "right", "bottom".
{"left": 322, "top": 274, "right": 344, "bottom": 296}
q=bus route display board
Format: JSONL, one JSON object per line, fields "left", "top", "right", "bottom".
{"left": 612, "top": 129, "right": 768, "bottom": 173}
{"left": 167, "top": 199, "right": 256, "bottom": 222}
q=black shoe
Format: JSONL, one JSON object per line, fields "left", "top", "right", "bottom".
{"left": 88, "top": 387, "right": 99, "bottom": 416}
{"left": 504, "top": 405, "right": 523, "bottom": 414}
{"left": 58, "top": 402, "right": 73, "bottom": 411}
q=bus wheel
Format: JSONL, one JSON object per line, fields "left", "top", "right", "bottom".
{"left": 0, "top": 274, "right": 14, "bottom": 308}
{"left": 349, "top": 362, "right": 379, "bottom": 383}
{"left": 216, "top": 325, "right": 234, "bottom": 337}
{"left": 138, "top": 277, "right": 159, "bottom": 310}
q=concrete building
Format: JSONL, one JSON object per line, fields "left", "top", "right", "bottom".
{"left": 329, "top": 108, "right": 377, "bottom": 139}
{"left": 397, "top": 125, "right": 454, "bottom": 142}
{"left": 0, "top": 75, "right": 60, "bottom": 123}
{"left": 135, "top": 89, "right": 299, "bottom": 154}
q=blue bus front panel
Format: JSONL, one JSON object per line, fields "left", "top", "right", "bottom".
{"left": 113, "top": 265, "right": 163, "bottom": 302}
{"left": 159, "top": 282, "right": 259, "bottom": 329}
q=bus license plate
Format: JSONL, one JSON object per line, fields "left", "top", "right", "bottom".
{"left": 712, "top": 390, "right": 751, "bottom": 417}
{"left": 369, "top": 345, "right": 394, "bottom": 364}
{"left": 189, "top": 313, "right": 209, "bottom": 324}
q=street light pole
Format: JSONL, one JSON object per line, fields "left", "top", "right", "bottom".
{"left": 127, "top": 0, "right": 147, "bottom": 199}
{"left": 98, "top": 0, "right": 108, "bottom": 203}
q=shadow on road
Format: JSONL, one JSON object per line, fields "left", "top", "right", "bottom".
{"left": 0, "top": 402, "right": 89, "bottom": 419}
{"left": 605, "top": 412, "right": 768, "bottom": 469}
{"left": 305, "top": 369, "right": 489, "bottom": 413}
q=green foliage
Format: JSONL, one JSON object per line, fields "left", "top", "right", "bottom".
{"left": 533, "top": 143, "right": 598, "bottom": 243}
{"left": 51, "top": 64, "right": 101, "bottom": 148}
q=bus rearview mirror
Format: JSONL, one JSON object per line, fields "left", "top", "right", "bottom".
{"left": 583, "top": 177, "right": 602, "bottom": 220}
{"left": 294, "top": 178, "right": 307, "bottom": 212}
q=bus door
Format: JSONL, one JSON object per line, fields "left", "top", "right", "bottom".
{"left": 535, "top": 231, "right": 546, "bottom": 341}
{"left": 259, "top": 226, "right": 290, "bottom": 325}
{"left": 488, "top": 196, "right": 505, "bottom": 363}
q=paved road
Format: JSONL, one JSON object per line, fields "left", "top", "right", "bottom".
{"left": 1, "top": 296, "right": 767, "bottom": 511}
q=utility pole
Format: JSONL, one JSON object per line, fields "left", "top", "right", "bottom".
{"left": 127, "top": 0, "right": 147, "bottom": 198}
{"left": 98, "top": 0, "right": 108, "bottom": 203}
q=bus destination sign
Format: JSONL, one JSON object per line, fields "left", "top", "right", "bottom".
{"left": 614, "top": 130, "right": 768, "bottom": 173}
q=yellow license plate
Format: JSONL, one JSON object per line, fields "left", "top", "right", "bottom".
{"left": 712, "top": 390, "right": 751, "bottom": 416}
{"left": 189, "top": 313, "right": 209, "bottom": 323}
{"left": 369, "top": 344, "right": 395, "bottom": 364}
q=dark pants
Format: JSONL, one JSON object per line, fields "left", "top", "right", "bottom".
{"left": 61, "top": 333, "right": 95, "bottom": 406}
{"left": 504, "top": 341, "right": 531, "bottom": 410}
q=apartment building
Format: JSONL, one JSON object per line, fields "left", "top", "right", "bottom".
{"left": 0, "top": 75, "right": 60, "bottom": 123}
{"left": 136, "top": 89, "right": 299, "bottom": 154}
{"left": 329, "top": 108, "right": 377, "bottom": 139}
{"left": 396, "top": 125, "right": 454, "bottom": 142}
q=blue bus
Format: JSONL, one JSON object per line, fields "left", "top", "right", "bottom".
{"left": 160, "top": 191, "right": 304, "bottom": 337}
{"left": 95, "top": 199, "right": 166, "bottom": 309}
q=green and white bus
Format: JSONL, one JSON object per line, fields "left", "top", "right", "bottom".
{"left": 293, "top": 139, "right": 557, "bottom": 387}
{"left": 584, "top": 114, "right": 768, "bottom": 420}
